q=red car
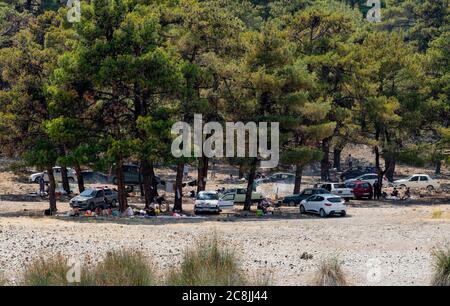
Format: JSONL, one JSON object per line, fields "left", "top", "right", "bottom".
{"left": 345, "top": 181, "right": 373, "bottom": 200}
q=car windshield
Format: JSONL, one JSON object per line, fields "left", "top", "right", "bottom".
{"left": 328, "top": 197, "right": 343, "bottom": 203}
{"left": 197, "top": 193, "right": 219, "bottom": 200}
{"left": 79, "top": 190, "right": 96, "bottom": 197}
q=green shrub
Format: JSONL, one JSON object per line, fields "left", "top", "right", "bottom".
{"left": 167, "top": 237, "right": 247, "bottom": 286}
{"left": 312, "top": 257, "right": 347, "bottom": 286}
{"left": 89, "top": 249, "right": 156, "bottom": 286}
{"left": 21, "top": 255, "right": 80, "bottom": 286}
{"left": 431, "top": 247, "right": 450, "bottom": 286}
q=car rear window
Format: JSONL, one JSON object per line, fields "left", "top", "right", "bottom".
{"left": 334, "top": 184, "right": 346, "bottom": 188}
{"left": 328, "top": 197, "right": 342, "bottom": 203}
{"left": 346, "top": 183, "right": 355, "bottom": 188}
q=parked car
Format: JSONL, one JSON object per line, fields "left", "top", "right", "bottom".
{"left": 279, "top": 188, "right": 331, "bottom": 206}
{"left": 29, "top": 167, "right": 77, "bottom": 183}
{"left": 220, "top": 188, "right": 263, "bottom": 204}
{"left": 108, "top": 164, "right": 165, "bottom": 186}
{"left": 316, "top": 182, "right": 354, "bottom": 201}
{"left": 345, "top": 173, "right": 388, "bottom": 186}
{"left": 393, "top": 174, "right": 440, "bottom": 190}
{"left": 254, "top": 172, "right": 295, "bottom": 189}
{"left": 340, "top": 167, "right": 377, "bottom": 181}
{"left": 194, "top": 191, "right": 234, "bottom": 214}
{"left": 345, "top": 181, "right": 373, "bottom": 200}
{"left": 69, "top": 188, "right": 118, "bottom": 211}
{"left": 300, "top": 194, "right": 347, "bottom": 217}
{"left": 81, "top": 171, "right": 109, "bottom": 184}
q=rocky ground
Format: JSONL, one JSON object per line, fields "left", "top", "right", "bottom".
{"left": 0, "top": 154, "right": 450, "bottom": 286}
{"left": 1, "top": 199, "right": 450, "bottom": 285}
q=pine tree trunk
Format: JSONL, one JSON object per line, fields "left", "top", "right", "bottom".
{"left": 384, "top": 157, "right": 396, "bottom": 182}
{"left": 293, "top": 165, "right": 303, "bottom": 194}
{"left": 244, "top": 158, "right": 257, "bottom": 211}
{"left": 74, "top": 163, "right": 84, "bottom": 193}
{"left": 333, "top": 148, "right": 342, "bottom": 171}
{"left": 116, "top": 158, "right": 128, "bottom": 212}
{"left": 238, "top": 162, "right": 245, "bottom": 179}
{"left": 321, "top": 137, "right": 331, "bottom": 181}
{"left": 46, "top": 165, "right": 57, "bottom": 213}
{"left": 435, "top": 160, "right": 441, "bottom": 175}
{"left": 61, "top": 165, "right": 71, "bottom": 194}
{"left": 173, "top": 161, "right": 184, "bottom": 212}
{"left": 196, "top": 155, "right": 209, "bottom": 193}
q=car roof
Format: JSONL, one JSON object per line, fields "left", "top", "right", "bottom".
{"left": 312, "top": 193, "right": 340, "bottom": 198}
{"left": 199, "top": 191, "right": 218, "bottom": 194}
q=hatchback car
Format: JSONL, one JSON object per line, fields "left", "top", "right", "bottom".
{"left": 280, "top": 188, "right": 331, "bottom": 206}
{"left": 316, "top": 183, "right": 354, "bottom": 201}
{"left": 345, "top": 181, "right": 373, "bottom": 200}
{"left": 300, "top": 194, "right": 347, "bottom": 217}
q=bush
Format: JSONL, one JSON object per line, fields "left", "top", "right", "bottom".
{"left": 432, "top": 209, "right": 443, "bottom": 219}
{"left": 88, "top": 249, "right": 156, "bottom": 286}
{"left": 431, "top": 247, "right": 450, "bottom": 286}
{"left": 167, "top": 237, "right": 247, "bottom": 286}
{"left": 312, "top": 257, "right": 347, "bottom": 286}
{"left": 21, "top": 255, "right": 79, "bottom": 286}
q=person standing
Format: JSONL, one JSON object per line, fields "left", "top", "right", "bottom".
{"left": 183, "top": 163, "right": 189, "bottom": 179}
{"left": 346, "top": 154, "right": 353, "bottom": 169}
{"left": 38, "top": 175, "right": 45, "bottom": 196}
{"left": 373, "top": 180, "right": 380, "bottom": 200}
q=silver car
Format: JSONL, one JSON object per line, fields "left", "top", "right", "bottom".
{"left": 69, "top": 188, "right": 118, "bottom": 210}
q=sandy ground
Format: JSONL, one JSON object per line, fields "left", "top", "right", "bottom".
{"left": 1, "top": 153, "right": 450, "bottom": 286}
{"left": 1, "top": 199, "right": 450, "bottom": 285}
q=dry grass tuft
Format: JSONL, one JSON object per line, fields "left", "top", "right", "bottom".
{"left": 431, "top": 247, "right": 450, "bottom": 286}
{"left": 312, "top": 257, "right": 347, "bottom": 286}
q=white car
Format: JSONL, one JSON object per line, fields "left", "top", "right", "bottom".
{"left": 345, "top": 173, "right": 388, "bottom": 186}
{"left": 194, "top": 191, "right": 234, "bottom": 214}
{"left": 29, "top": 167, "right": 77, "bottom": 183}
{"left": 317, "top": 183, "right": 354, "bottom": 201}
{"left": 300, "top": 194, "right": 347, "bottom": 218}
{"left": 393, "top": 174, "right": 440, "bottom": 190}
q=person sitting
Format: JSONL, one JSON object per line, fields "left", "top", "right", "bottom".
{"left": 391, "top": 187, "right": 399, "bottom": 198}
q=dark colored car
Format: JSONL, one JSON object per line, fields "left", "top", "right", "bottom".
{"left": 345, "top": 181, "right": 373, "bottom": 200}
{"left": 340, "top": 167, "right": 377, "bottom": 181}
{"left": 108, "top": 164, "right": 165, "bottom": 186}
{"left": 81, "top": 171, "right": 109, "bottom": 184}
{"left": 279, "top": 188, "right": 331, "bottom": 206}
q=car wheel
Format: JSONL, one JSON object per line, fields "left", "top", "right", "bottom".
{"left": 427, "top": 185, "right": 434, "bottom": 191}
{"left": 289, "top": 201, "right": 295, "bottom": 207}
{"left": 68, "top": 177, "right": 75, "bottom": 183}
{"left": 299, "top": 205, "right": 306, "bottom": 214}
{"left": 111, "top": 199, "right": 117, "bottom": 208}
{"left": 400, "top": 184, "right": 406, "bottom": 188}
{"left": 319, "top": 209, "right": 327, "bottom": 218}
{"left": 341, "top": 211, "right": 346, "bottom": 217}
{"left": 34, "top": 177, "right": 40, "bottom": 183}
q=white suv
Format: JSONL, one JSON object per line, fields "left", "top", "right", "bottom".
{"left": 317, "top": 183, "right": 354, "bottom": 201}
{"left": 393, "top": 174, "right": 440, "bottom": 190}
{"left": 300, "top": 194, "right": 347, "bottom": 218}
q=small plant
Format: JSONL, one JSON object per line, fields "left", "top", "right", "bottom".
{"left": 89, "top": 249, "right": 156, "bottom": 286}
{"left": 22, "top": 255, "right": 76, "bottom": 286}
{"left": 312, "top": 257, "right": 347, "bottom": 286}
{"left": 431, "top": 247, "right": 450, "bottom": 286}
{"left": 167, "top": 236, "right": 247, "bottom": 286}
{"left": 432, "top": 209, "right": 443, "bottom": 219}
{"left": 0, "top": 273, "right": 6, "bottom": 286}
